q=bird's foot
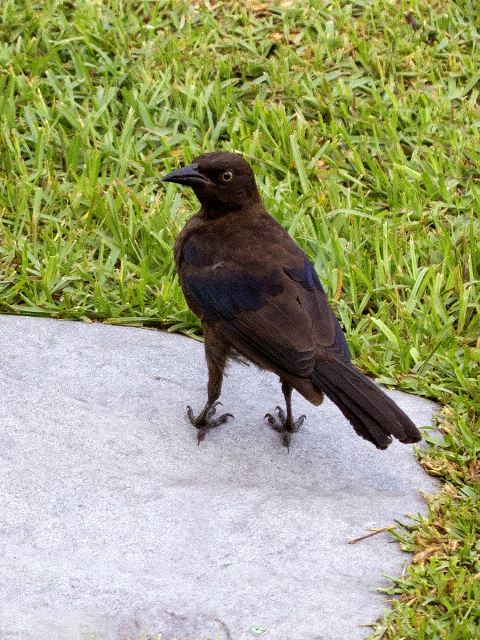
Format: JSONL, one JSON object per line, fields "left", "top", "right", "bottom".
{"left": 264, "top": 406, "right": 306, "bottom": 451}
{"left": 187, "top": 401, "right": 234, "bottom": 445}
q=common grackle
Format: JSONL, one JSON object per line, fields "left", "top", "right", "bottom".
{"left": 163, "top": 152, "right": 422, "bottom": 449}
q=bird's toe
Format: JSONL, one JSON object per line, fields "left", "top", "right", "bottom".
{"left": 286, "top": 414, "right": 306, "bottom": 433}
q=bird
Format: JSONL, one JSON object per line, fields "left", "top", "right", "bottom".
{"left": 162, "top": 151, "right": 422, "bottom": 450}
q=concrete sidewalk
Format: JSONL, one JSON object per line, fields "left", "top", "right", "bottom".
{"left": 0, "top": 315, "right": 438, "bottom": 640}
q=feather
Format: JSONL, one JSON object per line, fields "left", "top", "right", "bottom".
{"left": 313, "top": 359, "right": 421, "bottom": 448}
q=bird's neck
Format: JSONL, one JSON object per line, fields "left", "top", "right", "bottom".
{"left": 199, "top": 195, "right": 263, "bottom": 220}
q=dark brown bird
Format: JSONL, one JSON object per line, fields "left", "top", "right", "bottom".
{"left": 163, "top": 151, "right": 422, "bottom": 449}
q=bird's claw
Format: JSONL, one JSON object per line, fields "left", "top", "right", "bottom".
{"left": 206, "top": 400, "right": 223, "bottom": 419}
{"left": 187, "top": 402, "right": 233, "bottom": 445}
{"left": 264, "top": 407, "right": 306, "bottom": 451}
{"left": 264, "top": 406, "right": 286, "bottom": 431}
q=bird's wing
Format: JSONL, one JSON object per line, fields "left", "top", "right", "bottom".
{"left": 182, "top": 246, "right": 350, "bottom": 378}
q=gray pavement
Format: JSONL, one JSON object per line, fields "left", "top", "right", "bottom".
{"left": 0, "top": 315, "right": 438, "bottom": 640}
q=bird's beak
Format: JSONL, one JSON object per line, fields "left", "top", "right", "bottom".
{"left": 162, "top": 163, "right": 213, "bottom": 187}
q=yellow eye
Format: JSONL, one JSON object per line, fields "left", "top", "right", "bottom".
{"left": 222, "top": 170, "right": 233, "bottom": 182}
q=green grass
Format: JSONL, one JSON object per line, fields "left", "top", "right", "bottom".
{"left": 0, "top": 0, "right": 479, "bottom": 637}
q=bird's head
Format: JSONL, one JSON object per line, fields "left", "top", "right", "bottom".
{"left": 162, "top": 151, "right": 260, "bottom": 216}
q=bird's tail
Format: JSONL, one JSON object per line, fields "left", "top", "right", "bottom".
{"left": 312, "top": 359, "right": 422, "bottom": 449}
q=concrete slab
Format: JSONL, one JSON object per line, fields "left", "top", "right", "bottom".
{"left": 0, "top": 315, "right": 438, "bottom": 640}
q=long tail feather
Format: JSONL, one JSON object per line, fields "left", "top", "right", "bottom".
{"left": 313, "top": 359, "right": 422, "bottom": 449}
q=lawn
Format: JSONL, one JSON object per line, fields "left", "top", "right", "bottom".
{"left": 0, "top": 0, "right": 479, "bottom": 637}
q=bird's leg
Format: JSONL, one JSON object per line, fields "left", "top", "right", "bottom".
{"left": 187, "top": 327, "right": 233, "bottom": 445}
{"left": 265, "top": 380, "right": 306, "bottom": 450}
